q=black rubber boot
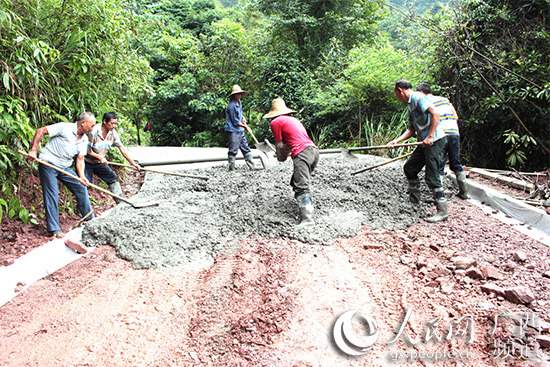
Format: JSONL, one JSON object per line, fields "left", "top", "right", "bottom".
{"left": 228, "top": 156, "right": 236, "bottom": 171}
{"left": 425, "top": 199, "right": 448, "bottom": 223}
{"left": 407, "top": 179, "right": 421, "bottom": 204}
{"left": 426, "top": 188, "right": 448, "bottom": 223}
{"left": 108, "top": 182, "right": 123, "bottom": 204}
{"left": 456, "top": 171, "right": 470, "bottom": 200}
{"left": 244, "top": 152, "right": 256, "bottom": 170}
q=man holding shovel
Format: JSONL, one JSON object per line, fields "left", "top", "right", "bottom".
{"left": 264, "top": 98, "right": 319, "bottom": 227}
{"left": 388, "top": 79, "right": 448, "bottom": 223}
{"left": 27, "top": 112, "right": 96, "bottom": 237}
{"left": 85, "top": 112, "right": 140, "bottom": 201}
{"left": 224, "top": 85, "right": 256, "bottom": 171}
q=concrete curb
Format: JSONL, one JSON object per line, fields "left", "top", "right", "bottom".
{"left": 0, "top": 227, "right": 95, "bottom": 307}
{"left": 448, "top": 172, "right": 550, "bottom": 246}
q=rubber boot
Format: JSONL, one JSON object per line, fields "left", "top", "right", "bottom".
{"left": 425, "top": 189, "right": 448, "bottom": 223}
{"left": 441, "top": 174, "right": 452, "bottom": 196}
{"left": 407, "top": 179, "right": 421, "bottom": 204}
{"left": 456, "top": 171, "right": 470, "bottom": 200}
{"left": 228, "top": 156, "right": 236, "bottom": 171}
{"left": 244, "top": 152, "right": 256, "bottom": 170}
{"left": 108, "top": 181, "right": 123, "bottom": 204}
{"left": 296, "top": 194, "right": 314, "bottom": 227}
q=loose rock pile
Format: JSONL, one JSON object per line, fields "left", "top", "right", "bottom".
{"left": 82, "top": 155, "right": 438, "bottom": 268}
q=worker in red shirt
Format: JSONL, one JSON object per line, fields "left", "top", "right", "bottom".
{"left": 263, "top": 98, "right": 319, "bottom": 227}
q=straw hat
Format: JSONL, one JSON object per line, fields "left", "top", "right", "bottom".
{"left": 229, "top": 84, "right": 247, "bottom": 96}
{"left": 263, "top": 98, "right": 296, "bottom": 119}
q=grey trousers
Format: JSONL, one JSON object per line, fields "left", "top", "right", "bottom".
{"left": 291, "top": 145, "right": 319, "bottom": 198}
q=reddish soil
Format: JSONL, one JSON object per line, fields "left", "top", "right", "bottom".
{"left": 0, "top": 168, "right": 144, "bottom": 266}
{"left": 0, "top": 199, "right": 548, "bottom": 366}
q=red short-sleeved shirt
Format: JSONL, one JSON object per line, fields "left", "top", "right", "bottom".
{"left": 269, "top": 115, "right": 315, "bottom": 158}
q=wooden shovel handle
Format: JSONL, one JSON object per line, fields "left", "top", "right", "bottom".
{"left": 107, "top": 161, "right": 209, "bottom": 180}
{"left": 243, "top": 124, "right": 261, "bottom": 145}
{"left": 19, "top": 150, "right": 130, "bottom": 203}
{"left": 351, "top": 152, "right": 414, "bottom": 175}
{"left": 346, "top": 142, "right": 422, "bottom": 152}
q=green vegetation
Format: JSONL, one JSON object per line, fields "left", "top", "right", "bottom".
{"left": 431, "top": 0, "right": 550, "bottom": 170}
{"left": 0, "top": 0, "right": 548, "bottom": 224}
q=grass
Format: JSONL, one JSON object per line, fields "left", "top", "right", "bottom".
{"left": 362, "top": 110, "right": 412, "bottom": 157}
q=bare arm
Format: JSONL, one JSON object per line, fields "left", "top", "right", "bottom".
{"left": 28, "top": 127, "right": 48, "bottom": 159}
{"left": 275, "top": 142, "right": 290, "bottom": 162}
{"left": 118, "top": 145, "right": 140, "bottom": 169}
{"left": 388, "top": 128, "right": 415, "bottom": 146}
{"left": 87, "top": 150, "right": 107, "bottom": 163}
{"left": 423, "top": 106, "right": 440, "bottom": 146}
{"left": 75, "top": 155, "right": 89, "bottom": 185}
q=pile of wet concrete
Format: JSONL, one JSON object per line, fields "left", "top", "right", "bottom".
{"left": 82, "top": 155, "right": 437, "bottom": 268}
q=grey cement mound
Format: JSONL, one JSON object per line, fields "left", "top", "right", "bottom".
{"left": 82, "top": 155, "right": 436, "bottom": 268}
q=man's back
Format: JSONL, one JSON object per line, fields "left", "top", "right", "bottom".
{"left": 270, "top": 115, "right": 314, "bottom": 158}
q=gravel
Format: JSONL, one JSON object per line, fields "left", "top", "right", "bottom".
{"left": 82, "top": 155, "right": 434, "bottom": 268}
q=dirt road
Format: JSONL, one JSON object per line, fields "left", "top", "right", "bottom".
{"left": 1, "top": 198, "right": 548, "bottom": 366}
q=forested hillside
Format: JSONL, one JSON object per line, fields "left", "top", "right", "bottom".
{"left": 1, "top": 0, "right": 548, "bottom": 223}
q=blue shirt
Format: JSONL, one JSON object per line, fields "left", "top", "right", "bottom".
{"left": 408, "top": 92, "right": 445, "bottom": 142}
{"left": 224, "top": 100, "right": 243, "bottom": 133}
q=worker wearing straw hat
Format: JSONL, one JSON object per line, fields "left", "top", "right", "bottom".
{"left": 224, "top": 84, "right": 255, "bottom": 171}
{"left": 264, "top": 97, "right": 319, "bottom": 227}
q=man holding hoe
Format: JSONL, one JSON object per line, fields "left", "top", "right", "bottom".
{"left": 388, "top": 80, "right": 449, "bottom": 223}
{"left": 27, "top": 112, "right": 96, "bottom": 238}
{"left": 264, "top": 97, "right": 319, "bottom": 227}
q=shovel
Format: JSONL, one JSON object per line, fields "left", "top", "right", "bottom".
{"left": 106, "top": 161, "right": 209, "bottom": 180}
{"left": 20, "top": 151, "right": 159, "bottom": 209}
{"left": 243, "top": 124, "right": 276, "bottom": 154}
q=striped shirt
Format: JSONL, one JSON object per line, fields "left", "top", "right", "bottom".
{"left": 429, "top": 95, "right": 460, "bottom": 136}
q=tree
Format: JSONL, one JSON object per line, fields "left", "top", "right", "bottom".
{"left": 432, "top": 0, "right": 550, "bottom": 169}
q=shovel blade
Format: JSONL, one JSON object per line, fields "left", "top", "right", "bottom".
{"left": 255, "top": 142, "right": 275, "bottom": 154}
{"left": 129, "top": 201, "right": 159, "bottom": 209}
{"left": 340, "top": 148, "right": 359, "bottom": 160}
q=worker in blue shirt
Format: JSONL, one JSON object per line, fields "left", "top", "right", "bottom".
{"left": 224, "top": 85, "right": 255, "bottom": 171}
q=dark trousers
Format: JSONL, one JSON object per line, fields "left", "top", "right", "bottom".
{"left": 227, "top": 131, "right": 251, "bottom": 158}
{"left": 85, "top": 162, "right": 118, "bottom": 185}
{"left": 39, "top": 163, "right": 93, "bottom": 233}
{"left": 440, "top": 135, "right": 464, "bottom": 175}
{"left": 404, "top": 137, "right": 447, "bottom": 191}
{"left": 291, "top": 146, "right": 319, "bottom": 197}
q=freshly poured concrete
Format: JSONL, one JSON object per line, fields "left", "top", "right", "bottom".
{"left": 82, "top": 156, "right": 432, "bottom": 268}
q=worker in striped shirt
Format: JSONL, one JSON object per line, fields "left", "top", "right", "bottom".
{"left": 416, "top": 83, "right": 470, "bottom": 199}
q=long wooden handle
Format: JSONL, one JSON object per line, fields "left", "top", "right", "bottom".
{"left": 243, "top": 124, "right": 261, "bottom": 145}
{"left": 107, "top": 161, "right": 209, "bottom": 180}
{"left": 351, "top": 152, "right": 413, "bottom": 176}
{"left": 346, "top": 142, "right": 422, "bottom": 152}
{"left": 19, "top": 150, "right": 131, "bottom": 204}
